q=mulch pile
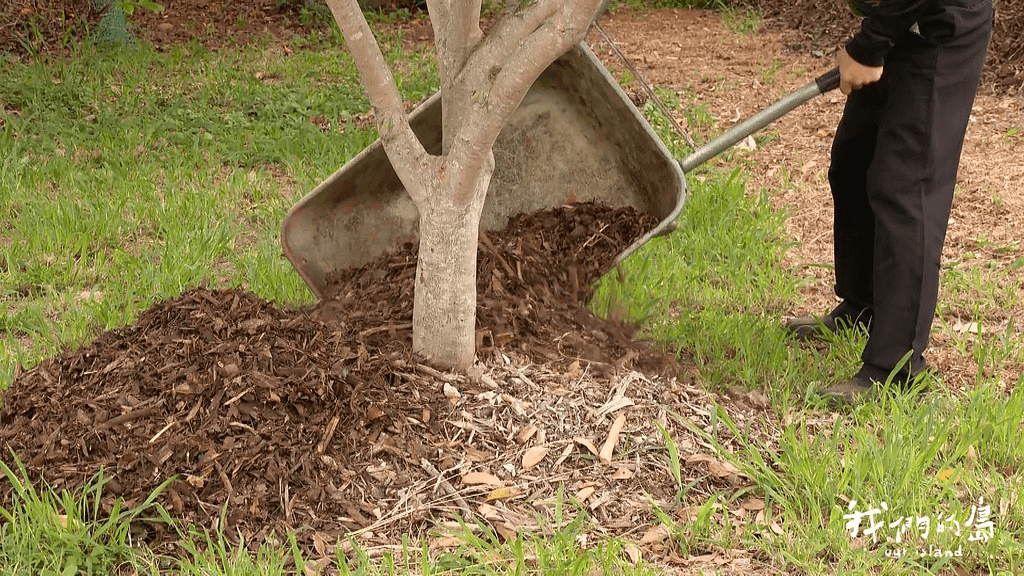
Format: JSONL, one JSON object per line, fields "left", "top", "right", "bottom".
{"left": 322, "top": 202, "right": 667, "bottom": 376}
{"left": 0, "top": 202, "right": 671, "bottom": 550}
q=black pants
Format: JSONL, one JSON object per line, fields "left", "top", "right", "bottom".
{"left": 828, "top": 0, "right": 993, "bottom": 381}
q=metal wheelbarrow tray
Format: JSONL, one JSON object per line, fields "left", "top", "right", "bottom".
{"left": 282, "top": 38, "right": 840, "bottom": 299}
{"left": 281, "top": 43, "right": 685, "bottom": 299}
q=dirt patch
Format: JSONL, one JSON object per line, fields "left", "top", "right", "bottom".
{"left": 2, "top": 0, "right": 94, "bottom": 56}
{"left": 749, "top": 0, "right": 1024, "bottom": 92}
{"left": 0, "top": 0, "right": 321, "bottom": 57}
{"left": 0, "top": 203, "right": 697, "bottom": 554}
{"left": 127, "top": 0, "right": 319, "bottom": 51}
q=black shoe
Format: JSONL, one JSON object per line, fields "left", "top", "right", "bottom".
{"left": 816, "top": 365, "right": 933, "bottom": 409}
{"left": 858, "top": 359, "right": 934, "bottom": 392}
{"left": 816, "top": 374, "right": 876, "bottom": 408}
{"left": 785, "top": 301, "right": 872, "bottom": 341}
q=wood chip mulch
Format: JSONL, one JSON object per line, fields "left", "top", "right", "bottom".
{"left": 0, "top": 202, "right": 783, "bottom": 563}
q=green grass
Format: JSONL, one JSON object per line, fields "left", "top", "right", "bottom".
{"left": 0, "top": 31, "right": 437, "bottom": 386}
{"left": 0, "top": 459, "right": 170, "bottom": 575}
{"left": 720, "top": 6, "right": 762, "bottom": 35}
{"left": 0, "top": 458, "right": 657, "bottom": 575}
{"left": 3, "top": 7, "right": 1024, "bottom": 576}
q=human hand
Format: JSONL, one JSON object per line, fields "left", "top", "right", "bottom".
{"left": 838, "top": 48, "right": 883, "bottom": 95}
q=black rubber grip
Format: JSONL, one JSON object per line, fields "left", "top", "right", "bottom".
{"left": 815, "top": 68, "right": 841, "bottom": 93}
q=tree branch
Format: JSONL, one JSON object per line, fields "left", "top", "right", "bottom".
{"left": 425, "top": 0, "right": 483, "bottom": 86}
{"left": 443, "top": 0, "right": 601, "bottom": 204}
{"left": 326, "top": 0, "right": 434, "bottom": 204}
{"left": 424, "top": 0, "right": 450, "bottom": 29}
{"left": 425, "top": 0, "right": 452, "bottom": 86}
{"left": 427, "top": 0, "right": 485, "bottom": 155}
{"left": 492, "top": 1, "right": 601, "bottom": 117}
{"left": 473, "top": 0, "right": 559, "bottom": 74}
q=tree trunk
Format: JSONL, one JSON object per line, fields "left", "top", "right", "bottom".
{"left": 412, "top": 153, "right": 493, "bottom": 368}
{"left": 326, "top": 0, "right": 601, "bottom": 371}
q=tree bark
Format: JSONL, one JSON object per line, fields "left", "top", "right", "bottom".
{"left": 413, "top": 153, "right": 493, "bottom": 368}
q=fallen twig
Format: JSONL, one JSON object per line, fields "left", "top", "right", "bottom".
{"left": 359, "top": 323, "right": 413, "bottom": 338}
{"left": 95, "top": 401, "right": 164, "bottom": 432}
{"left": 317, "top": 414, "right": 341, "bottom": 454}
{"left": 420, "top": 459, "right": 473, "bottom": 517}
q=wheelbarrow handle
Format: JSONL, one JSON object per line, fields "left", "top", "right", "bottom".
{"left": 815, "top": 67, "right": 841, "bottom": 93}
{"left": 678, "top": 67, "right": 841, "bottom": 174}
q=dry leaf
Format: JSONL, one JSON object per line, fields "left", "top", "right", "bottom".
{"left": 55, "top": 514, "right": 81, "bottom": 529}
{"left": 477, "top": 503, "right": 501, "bottom": 520}
{"left": 565, "top": 359, "right": 582, "bottom": 379}
{"left": 575, "top": 486, "right": 596, "bottom": 502}
{"left": 486, "top": 486, "right": 522, "bottom": 501}
{"left": 741, "top": 497, "right": 765, "bottom": 511}
{"left": 430, "top": 536, "right": 463, "bottom": 549}
{"left": 599, "top": 413, "right": 627, "bottom": 464}
{"left": 596, "top": 397, "right": 634, "bottom": 418}
{"left": 953, "top": 319, "right": 980, "bottom": 334}
{"left": 685, "top": 453, "right": 713, "bottom": 465}
{"left": 462, "top": 471, "right": 502, "bottom": 486}
{"left": 623, "top": 544, "right": 641, "bottom": 564}
{"left": 640, "top": 524, "right": 670, "bottom": 544}
{"left": 574, "top": 437, "right": 600, "bottom": 457}
{"left": 464, "top": 445, "right": 492, "bottom": 462}
{"left": 443, "top": 383, "right": 461, "bottom": 400}
{"left": 966, "top": 445, "right": 977, "bottom": 460}
{"left": 495, "top": 521, "right": 517, "bottom": 540}
{"left": 688, "top": 453, "right": 742, "bottom": 480}
{"left": 553, "top": 442, "right": 574, "bottom": 467}
{"left": 713, "top": 460, "right": 740, "bottom": 475}
{"left": 366, "top": 406, "right": 384, "bottom": 420}
{"left": 676, "top": 507, "right": 698, "bottom": 522}
{"left": 769, "top": 520, "right": 784, "bottom": 535}
{"left": 517, "top": 424, "right": 539, "bottom": 444}
{"left": 312, "top": 532, "right": 327, "bottom": 556}
{"left": 611, "top": 467, "right": 634, "bottom": 480}
{"left": 522, "top": 446, "right": 550, "bottom": 470}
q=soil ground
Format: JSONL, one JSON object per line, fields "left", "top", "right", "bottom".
{"left": 3, "top": 0, "right": 1022, "bottom": 90}
{"left": 1, "top": 3, "right": 1022, "bottom": 572}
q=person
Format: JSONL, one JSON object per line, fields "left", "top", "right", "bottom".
{"left": 785, "top": 0, "right": 994, "bottom": 405}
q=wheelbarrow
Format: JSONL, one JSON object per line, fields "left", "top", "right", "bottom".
{"left": 281, "top": 42, "right": 840, "bottom": 299}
